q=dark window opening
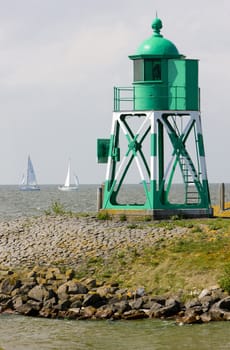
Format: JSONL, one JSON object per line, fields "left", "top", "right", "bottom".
{"left": 152, "top": 61, "right": 161, "bottom": 80}
{"left": 144, "top": 59, "right": 162, "bottom": 81}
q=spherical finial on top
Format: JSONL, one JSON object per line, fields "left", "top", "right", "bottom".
{"left": 152, "top": 17, "right": 163, "bottom": 37}
{"left": 131, "top": 16, "right": 181, "bottom": 58}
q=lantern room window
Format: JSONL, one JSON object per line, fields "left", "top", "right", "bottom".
{"left": 145, "top": 59, "right": 161, "bottom": 81}
{"left": 133, "top": 59, "right": 162, "bottom": 82}
{"left": 134, "top": 59, "right": 144, "bottom": 81}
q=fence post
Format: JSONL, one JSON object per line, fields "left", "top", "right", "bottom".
{"left": 219, "top": 183, "right": 225, "bottom": 211}
{"left": 97, "top": 186, "right": 103, "bottom": 212}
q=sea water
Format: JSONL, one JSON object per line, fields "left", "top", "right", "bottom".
{"left": 0, "top": 315, "right": 230, "bottom": 350}
{"left": 0, "top": 183, "right": 229, "bottom": 349}
{"left": 0, "top": 183, "right": 227, "bottom": 220}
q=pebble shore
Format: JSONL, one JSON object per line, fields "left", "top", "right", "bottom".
{"left": 0, "top": 214, "right": 187, "bottom": 268}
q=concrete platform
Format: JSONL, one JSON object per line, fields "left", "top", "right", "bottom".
{"left": 99, "top": 208, "right": 213, "bottom": 220}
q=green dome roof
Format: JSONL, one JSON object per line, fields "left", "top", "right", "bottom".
{"left": 130, "top": 18, "right": 181, "bottom": 58}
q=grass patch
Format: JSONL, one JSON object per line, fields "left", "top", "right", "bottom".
{"left": 77, "top": 219, "right": 230, "bottom": 296}
{"left": 219, "top": 263, "right": 230, "bottom": 293}
{"left": 97, "top": 211, "right": 111, "bottom": 220}
{"left": 44, "top": 200, "right": 77, "bottom": 216}
{"left": 119, "top": 214, "right": 127, "bottom": 222}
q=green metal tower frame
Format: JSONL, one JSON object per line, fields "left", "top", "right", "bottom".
{"left": 97, "top": 17, "right": 212, "bottom": 218}
{"left": 100, "top": 110, "right": 212, "bottom": 218}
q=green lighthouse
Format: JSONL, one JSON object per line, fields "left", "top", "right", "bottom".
{"left": 97, "top": 17, "right": 213, "bottom": 219}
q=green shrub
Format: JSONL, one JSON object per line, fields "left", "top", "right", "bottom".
{"left": 51, "top": 201, "right": 66, "bottom": 215}
{"left": 143, "top": 215, "right": 152, "bottom": 222}
{"left": 97, "top": 211, "right": 111, "bottom": 220}
{"left": 119, "top": 214, "right": 127, "bottom": 222}
{"left": 127, "top": 223, "right": 138, "bottom": 229}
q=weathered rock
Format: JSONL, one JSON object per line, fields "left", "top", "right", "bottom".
{"left": 39, "top": 307, "right": 58, "bottom": 318}
{"left": 155, "top": 298, "right": 181, "bottom": 318}
{"left": 200, "top": 295, "right": 219, "bottom": 312}
{"left": 0, "top": 296, "right": 13, "bottom": 310}
{"left": 135, "top": 287, "right": 145, "bottom": 297}
{"left": 176, "top": 309, "right": 202, "bottom": 324}
{"left": 17, "top": 281, "right": 37, "bottom": 295}
{"left": 57, "top": 281, "right": 88, "bottom": 300}
{"left": 95, "top": 305, "right": 114, "bottom": 319}
{"left": 67, "top": 307, "right": 81, "bottom": 318}
{"left": 198, "top": 286, "right": 224, "bottom": 300}
{"left": 28, "top": 285, "right": 51, "bottom": 302}
{"left": 68, "top": 281, "right": 88, "bottom": 294}
{"left": 83, "top": 278, "right": 97, "bottom": 289}
{"left": 55, "top": 299, "right": 71, "bottom": 311}
{"left": 0, "top": 293, "right": 11, "bottom": 303}
{"left": 184, "top": 298, "right": 201, "bottom": 309}
{"left": 43, "top": 297, "right": 57, "bottom": 309}
{"left": 200, "top": 312, "right": 212, "bottom": 323}
{"left": 139, "top": 296, "right": 151, "bottom": 309}
{"left": 12, "top": 295, "right": 24, "bottom": 310}
{"left": 129, "top": 297, "right": 143, "bottom": 310}
{"left": 209, "top": 308, "right": 224, "bottom": 321}
{"left": 56, "top": 283, "right": 69, "bottom": 300}
{"left": 223, "top": 312, "right": 230, "bottom": 321}
{"left": 16, "top": 302, "right": 40, "bottom": 316}
{"left": 198, "top": 288, "right": 211, "bottom": 299}
{"left": 96, "top": 286, "right": 116, "bottom": 297}
{"left": 0, "top": 277, "right": 21, "bottom": 294}
{"left": 217, "top": 296, "right": 230, "bottom": 311}
{"left": 209, "top": 296, "right": 230, "bottom": 321}
{"left": 79, "top": 306, "right": 96, "bottom": 319}
{"left": 122, "top": 309, "right": 148, "bottom": 320}
{"left": 82, "top": 293, "right": 107, "bottom": 308}
{"left": 149, "top": 302, "right": 163, "bottom": 318}
{"left": 112, "top": 300, "right": 132, "bottom": 314}
{"left": 70, "top": 300, "right": 82, "bottom": 308}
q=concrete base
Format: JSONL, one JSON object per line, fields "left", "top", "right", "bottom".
{"left": 99, "top": 208, "right": 213, "bottom": 220}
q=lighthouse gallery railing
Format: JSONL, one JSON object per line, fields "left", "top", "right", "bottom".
{"left": 113, "top": 85, "right": 199, "bottom": 111}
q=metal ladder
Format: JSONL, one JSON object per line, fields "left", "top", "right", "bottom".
{"left": 180, "top": 155, "right": 200, "bottom": 204}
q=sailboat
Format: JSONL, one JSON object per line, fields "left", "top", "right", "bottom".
{"left": 19, "top": 155, "right": 40, "bottom": 191}
{"left": 58, "top": 159, "right": 79, "bottom": 191}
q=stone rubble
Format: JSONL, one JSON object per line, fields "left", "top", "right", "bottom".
{"left": 0, "top": 214, "right": 230, "bottom": 324}
{"left": 0, "top": 266, "right": 229, "bottom": 323}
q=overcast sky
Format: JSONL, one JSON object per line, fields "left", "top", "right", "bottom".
{"left": 0, "top": 0, "right": 229, "bottom": 185}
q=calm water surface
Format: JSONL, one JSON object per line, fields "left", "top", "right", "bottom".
{"left": 0, "top": 315, "right": 230, "bottom": 350}
{"left": 0, "top": 183, "right": 227, "bottom": 220}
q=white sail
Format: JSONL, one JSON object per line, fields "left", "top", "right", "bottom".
{"left": 21, "top": 173, "right": 26, "bottom": 186}
{"left": 58, "top": 159, "right": 79, "bottom": 191}
{"left": 74, "top": 174, "right": 79, "bottom": 187}
{"left": 64, "top": 161, "right": 71, "bottom": 187}
{"left": 27, "top": 156, "right": 38, "bottom": 186}
{"left": 19, "top": 155, "right": 40, "bottom": 191}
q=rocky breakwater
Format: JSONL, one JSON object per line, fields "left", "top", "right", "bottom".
{"left": 0, "top": 267, "right": 230, "bottom": 324}
{"left": 0, "top": 214, "right": 230, "bottom": 324}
